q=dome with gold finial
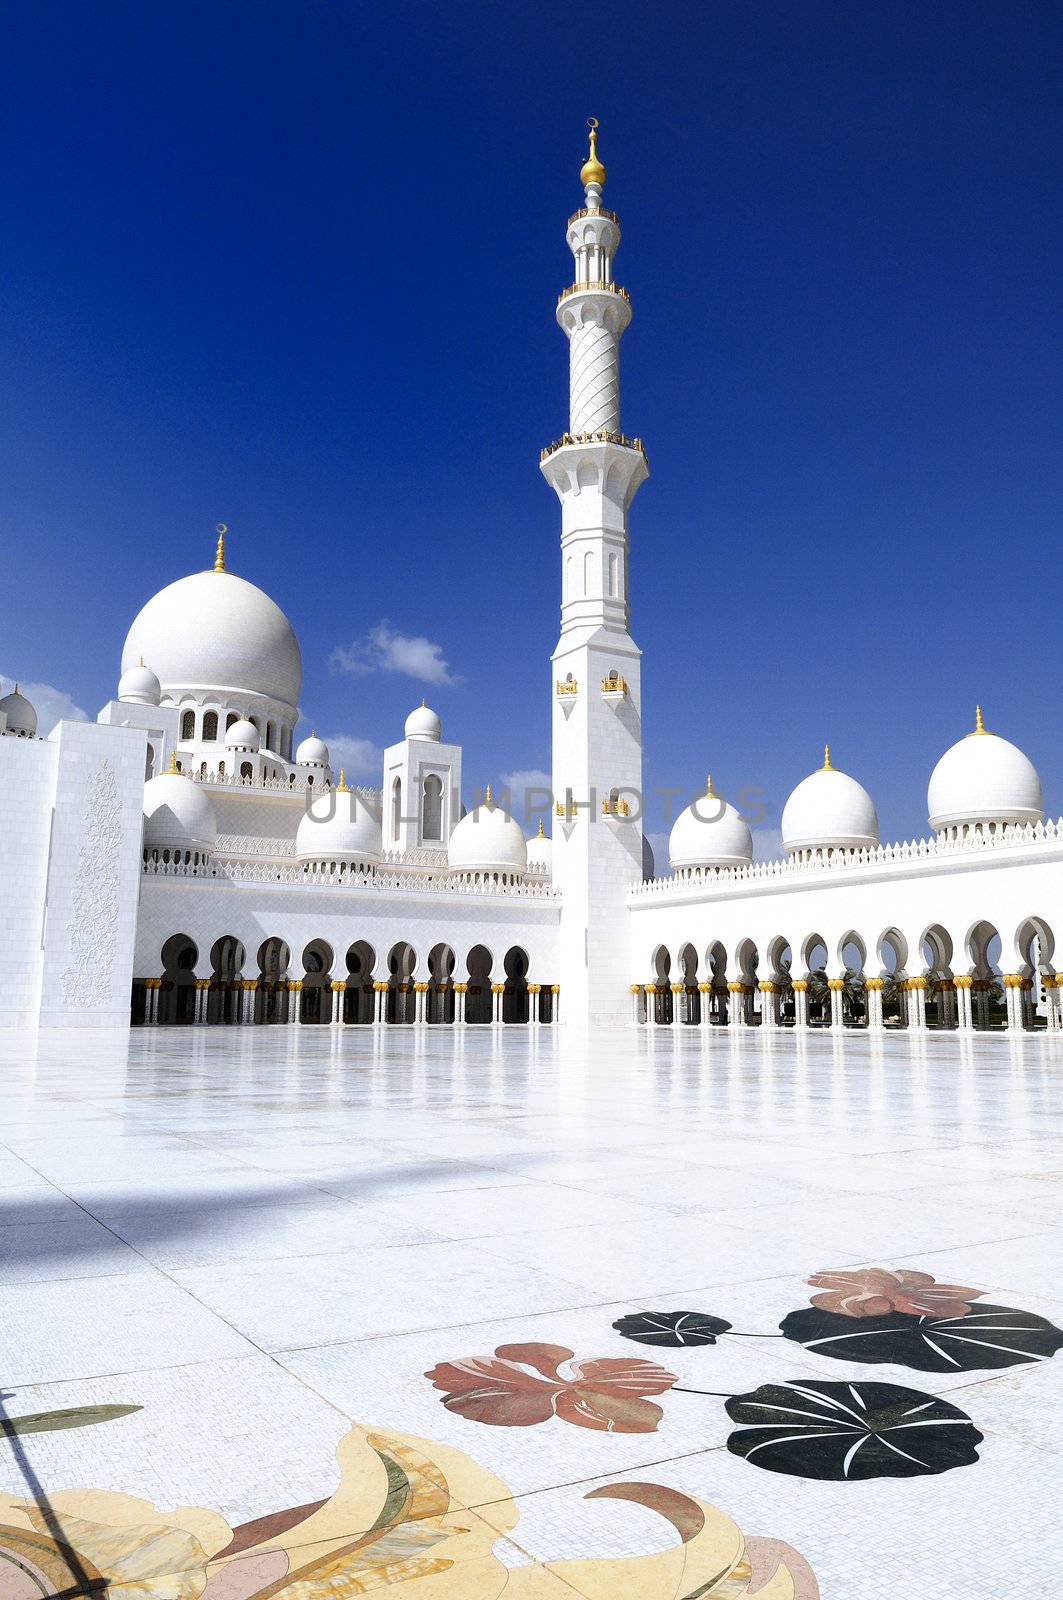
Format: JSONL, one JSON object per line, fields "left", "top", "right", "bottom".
{"left": 928, "top": 707, "right": 1042, "bottom": 836}
{"left": 782, "top": 746, "right": 878, "bottom": 858}
{"left": 0, "top": 682, "right": 39, "bottom": 737}
{"left": 526, "top": 816, "right": 552, "bottom": 878}
{"left": 296, "top": 777, "right": 382, "bottom": 869}
{"left": 669, "top": 776, "right": 753, "bottom": 874}
{"left": 404, "top": 701, "right": 442, "bottom": 742}
{"left": 448, "top": 786, "right": 527, "bottom": 880}
{"left": 122, "top": 526, "right": 302, "bottom": 713}
{"left": 580, "top": 117, "right": 606, "bottom": 189}
{"left": 142, "top": 764, "right": 218, "bottom": 855}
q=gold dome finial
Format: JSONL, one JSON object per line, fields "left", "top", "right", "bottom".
{"left": 970, "top": 704, "right": 988, "bottom": 736}
{"left": 213, "top": 522, "right": 227, "bottom": 573}
{"left": 580, "top": 117, "right": 606, "bottom": 189}
{"left": 822, "top": 743, "right": 832, "bottom": 771}
{"left": 484, "top": 783, "right": 493, "bottom": 808}
{"left": 337, "top": 768, "right": 348, "bottom": 792}
{"left": 705, "top": 774, "right": 716, "bottom": 798}
{"left": 536, "top": 816, "right": 545, "bottom": 837}
{"left": 167, "top": 748, "right": 179, "bottom": 775}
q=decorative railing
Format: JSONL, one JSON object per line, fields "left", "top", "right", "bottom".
{"left": 191, "top": 769, "right": 380, "bottom": 804}
{"left": 602, "top": 797, "right": 630, "bottom": 817}
{"left": 216, "top": 834, "right": 297, "bottom": 858}
{"left": 141, "top": 857, "right": 560, "bottom": 899}
{"left": 556, "top": 679, "right": 579, "bottom": 696}
{"left": 601, "top": 675, "right": 628, "bottom": 695}
{"left": 558, "top": 280, "right": 628, "bottom": 304}
{"left": 630, "top": 816, "right": 1063, "bottom": 901}
{"left": 540, "top": 430, "right": 645, "bottom": 463}
{"left": 568, "top": 206, "right": 620, "bottom": 226}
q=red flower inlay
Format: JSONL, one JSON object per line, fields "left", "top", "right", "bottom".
{"left": 424, "top": 1341, "right": 678, "bottom": 1432}
{"left": 808, "top": 1268, "right": 984, "bottom": 1320}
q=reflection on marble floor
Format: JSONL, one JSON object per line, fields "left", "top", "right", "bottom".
{"left": 0, "top": 1024, "right": 1061, "bottom": 1596}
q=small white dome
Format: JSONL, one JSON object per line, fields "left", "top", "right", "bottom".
{"left": 122, "top": 567, "right": 301, "bottom": 709}
{"left": 928, "top": 710, "right": 1042, "bottom": 833}
{"left": 448, "top": 791, "right": 527, "bottom": 877}
{"left": 0, "top": 684, "right": 37, "bottom": 736}
{"left": 782, "top": 748, "right": 879, "bottom": 855}
{"left": 118, "top": 661, "right": 162, "bottom": 705}
{"left": 669, "top": 781, "right": 752, "bottom": 871}
{"left": 296, "top": 784, "right": 382, "bottom": 866}
{"left": 143, "top": 771, "right": 217, "bottom": 853}
{"left": 405, "top": 702, "right": 441, "bottom": 741}
{"left": 526, "top": 821, "right": 552, "bottom": 876}
{"left": 225, "top": 718, "right": 260, "bottom": 750}
{"left": 296, "top": 732, "right": 330, "bottom": 766}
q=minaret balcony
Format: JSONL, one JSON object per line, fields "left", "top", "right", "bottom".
{"left": 557, "top": 280, "right": 629, "bottom": 305}
{"left": 540, "top": 430, "right": 645, "bottom": 464}
{"left": 556, "top": 678, "right": 579, "bottom": 699}
{"left": 602, "top": 796, "right": 631, "bottom": 818}
{"left": 567, "top": 206, "right": 620, "bottom": 226}
{"left": 601, "top": 674, "right": 628, "bottom": 701}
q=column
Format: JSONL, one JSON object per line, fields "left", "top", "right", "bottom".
{"left": 973, "top": 980, "right": 991, "bottom": 1031}
{"left": 698, "top": 982, "right": 712, "bottom": 1029}
{"left": 1043, "top": 974, "right": 1061, "bottom": 1031}
{"left": 373, "top": 981, "right": 388, "bottom": 1025}
{"left": 731, "top": 981, "right": 752, "bottom": 1027}
{"left": 1002, "top": 974, "right": 1025, "bottom": 1031}
{"left": 644, "top": 983, "right": 660, "bottom": 1026}
{"left": 453, "top": 983, "right": 468, "bottom": 1026}
{"left": 954, "top": 975, "right": 974, "bottom": 1031}
{"left": 194, "top": 979, "right": 209, "bottom": 1024}
{"left": 146, "top": 979, "right": 160, "bottom": 1025}
{"left": 551, "top": 984, "right": 560, "bottom": 1023}
{"left": 330, "top": 980, "right": 345, "bottom": 1025}
{"left": 827, "top": 978, "right": 845, "bottom": 1029}
{"left": 287, "top": 980, "right": 301, "bottom": 1025}
{"left": 940, "top": 980, "right": 956, "bottom": 1029}
{"left": 865, "top": 978, "right": 884, "bottom": 1031}
{"left": 758, "top": 981, "right": 777, "bottom": 1028}
{"left": 1022, "top": 978, "right": 1035, "bottom": 1030}
{"left": 670, "top": 982, "right": 684, "bottom": 1025}
{"left": 491, "top": 982, "right": 505, "bottom": 1024}
{"left": 792, "top": 979, "right": 809, "bottom": 1029}
{"left": 529, "top": 983, "right": 543, "bottom": 1025}
{"left": 906, "top": 977, "right": 927, "bottom": 1031}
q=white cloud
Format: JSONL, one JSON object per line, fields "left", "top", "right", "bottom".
{"left": 752, "top": 826, "right": 784, "bottom": 862}
{"left": 331, "top": 622, "right": 460, "bottom": 687}
{"left": 497, "top": 769, "right": 553, "bottom": 823}
{"left": 1, "top": 674, "right": 88, "bottom": 737}
{"left": 321, "top": 733, "right": 382, "bottom": 782}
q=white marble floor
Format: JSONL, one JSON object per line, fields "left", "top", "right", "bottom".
{"left": 0, "top": 1023, "right": 1060, "bottom": 1597}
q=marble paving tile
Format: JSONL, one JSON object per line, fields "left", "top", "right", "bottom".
{"left": 0, "top": 1215, "right": 155, "bottom": 1283}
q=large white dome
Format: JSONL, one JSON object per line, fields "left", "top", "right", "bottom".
{"left": 782, "top": 749, "right": 878, "bottom": 855}
{"left": 669, "top": 781, "right": 752, "bottom": 872}
{"left": 122, "top": 568, "right": 301, "bottom": 709}
{"left": 449, "top": 792, "right": 527, "bottom": 877}
{"left": 143, "top": 771, "right": 217, "bottom": 853}
{"left": 928, "top": 711, "right": 1042, "bottom": 833}
{"left": 296, "top": 784, "right": 382, "bottom": 866}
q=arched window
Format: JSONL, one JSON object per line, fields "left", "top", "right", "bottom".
{"left": 202, "top": 711, "right": 219, "bottom": 741}
{"left": 240, "top": 761, "right": 253, "bottom": 780}
{"left": 422, "top": 774, "right": 443, "bottom": 841}
{"left": 218, "top": 761, "right": 225, "bottom": 776}
{"left": 265, "top": 721, "right": 275, "bottom": 750}
{"left": 180, "top": 709, "right": 195, "bottom": 740}
{"left": 226, "top": 711, "right": 239, "bottom": 730}
{"left": 249, "top": 716, "right": 259, "bottom": 732}
{"left": 608, "top": 552, "right": 619, "bottom": 597}
{"left": 583, "top": 550, "right": 593, "bottom": 595}
{"left": 199, "top": 761, "right": 207, "bottom": 777}
{"left": 391, "top": 776, "right": 402, "bottom": 841}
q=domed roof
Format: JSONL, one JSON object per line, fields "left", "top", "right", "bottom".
{"left": 143, "top": 766, "right": 217, "bottom": 853}
{"left": 669, "top": 779, "right": 752, "bottom": 871}
{"left": 0, "top": 683, "right": 37, "bottom": 736}
{"left": 405, "top": 702, "right": 441, "bottom": 741}
{"left": 448, "top": 788, "right": 527, "bottom": 877}
{"left": 782, "top": 747, "right": 879, "bottom": 854}
{"left": 296, "top": 732, "right": 330, "bottom": 766}
{"left": 526, "top": 818, "right": 552, "bottom": 876}
{"left": 225, "top": 718, "right": 260, "bottom": 750}
{"left": 296, "top": 777, "right": 382, "bottom": 865}
{"left": 122, "top": 559, "right": 301, "bottom": 710}
{"left": 118, "top": 660, "right": 161, "bottom": 706}
{"left": 928, "top": 708, "right": 1043, "bottom": 832}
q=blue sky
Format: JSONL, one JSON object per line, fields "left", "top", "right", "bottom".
{"left": 2, "top": 1, "right": 1060, "bottom": 851}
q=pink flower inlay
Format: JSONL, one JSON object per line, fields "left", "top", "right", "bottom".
{"left": 424, "top": 1341, "right": 678, "bottom": 1432}
{"left": 808, "top": 1267, "right": 984, "bottom": 1320}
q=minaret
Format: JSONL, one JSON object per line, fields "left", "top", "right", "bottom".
{"left": 542, "top": 120, "right": 648, "bottom": 1027}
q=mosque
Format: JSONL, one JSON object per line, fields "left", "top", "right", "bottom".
{"left": 2, "top": 123, "right": 1061, "bottom": 1035}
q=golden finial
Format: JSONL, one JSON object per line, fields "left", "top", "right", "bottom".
{"left": 580, "top": 116, "right": 606, "bottom": 189}
{"left": 213, "top": 522, "right": 227, "bottom": 573}
{"left": 337, "top": 768, "right": 348, "bottom": 792}
{"left": 822, "top": 743, "right": 832, "bottom": 771}
{"left": 536, "top": 817, "right": 545, "bottom": 837}
{"left": 167, "top": 748, "right": 178, "bottom": 774}
{"left": 705, "top": 774, "right": 716, "bottom": 797}
{"left": 484, "top": 783, "right": 493, "bottom": 808}
{"left": 969, "top": 704, "right": 989, "bottom": 736}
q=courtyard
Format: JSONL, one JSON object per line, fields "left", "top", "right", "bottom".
{"left": 0, "top": 1024, "right": 1060, "bottom": 1596}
